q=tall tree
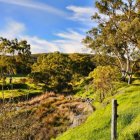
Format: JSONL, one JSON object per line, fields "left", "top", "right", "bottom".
{"left": 90, "top": 66, "right": 119, "bottom": 102}
{"left": 31, "top": 52, "right": 73, "bottom": 92}
{"left": 0, "top": 37, "right": 31, "bottom": 85}
{"left": 15, "top": 40, "right": 31, "bottom": 74}
{"left": 0, "top": 38, "right": 11, "bottom": 84}
{"left": 83, "top": 0, "right": 140, "bottom": 84}
{"left": 69, "top": 53, "right": 95, "bottom": 84}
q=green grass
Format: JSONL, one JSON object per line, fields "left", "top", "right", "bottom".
{"left": 73, "top": 77, "right": 95, "bottom": 99}
{"left": 0, "top": 76, "right": 44, "bottom": 99}
{"left": 55, "top": 79, "right": 140, "bottom": 140}
{"left": 0, "top": 89, "right": 43, "bottom": 99}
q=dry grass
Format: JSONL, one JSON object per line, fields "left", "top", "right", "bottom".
{"left": 0, "top": 92, "right": 93, "bottom": 140}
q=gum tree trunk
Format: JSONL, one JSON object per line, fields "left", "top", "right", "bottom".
{"left": 128, "top": 74, "right": 132, "bottom": 85}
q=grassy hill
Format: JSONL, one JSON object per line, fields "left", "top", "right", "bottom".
{"left": 55, "top": 78, "right": 140, "bottom": 140}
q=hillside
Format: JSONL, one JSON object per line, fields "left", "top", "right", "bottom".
{"left": 0, "top": 92, "right": 93, "bottom": 140}
{"left": 55, "top": 78, "right": 140, "bottom": 140}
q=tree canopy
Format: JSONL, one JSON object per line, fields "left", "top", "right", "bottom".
{"left": 31, "top": 52, "right": 73, "bottom": 92}
{"left": 89, "top": 66, "right": 119, "bottom": 102}
{"left": 83, "top": 0, "right": 140, "bottom": 84}
{"left": 31, "top": 52, "right": 95, "bottom": 93}
{"left": 0, "top": 37, "right": 31, "bottom": 80}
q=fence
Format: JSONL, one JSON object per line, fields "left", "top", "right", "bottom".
{"left": 111, "top": 98, "right": 140, "bottom": 140}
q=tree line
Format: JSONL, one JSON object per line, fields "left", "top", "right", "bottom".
{"left": 30, "top": 52, "right": 95, "bottom": 93}
{"left": 0, "top": 38, "right": 96, "bottom": 93}
{"left": 0, "top": 37, "right": 31, "bottom": 84}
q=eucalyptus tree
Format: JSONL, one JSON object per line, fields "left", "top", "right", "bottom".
{"left": 31, "top": 52, "right": 73, "bottom": 93}
{"left": 90, "top": 66, "right": 119, "bottom": 102}
{"left": 6, "top": 39, "right": 19, "bottom": 84}
{"left": 83, "top": 0, "right": 140, "bottom": 84}
{"left": 0, "top": 37, "right": 11, "bottom": 100}
{"left": 16, "top": 40, "right": 31, "bottom": 74}
{"left": 69, "top": 53, "right": 95, "bottom": 84}
{"left": 0, "top": 37, "right": 11, "bottom": 82}
{"left": 0, "top": 37, "right": 31, "bottom": 85}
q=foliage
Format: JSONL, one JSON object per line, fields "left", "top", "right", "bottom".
{"left": 89, "top": 66, "right": 119, "bottom": 102}
{"left": 31, "top": 52, "right": 95, "bottom": 93}
{"left": 31, "top": 52, "right": 73, "bottom": 93}
{"left": 83, "top": 0, "right": 140, "bottom": 84}
{"left": 91, "top": 54, "right": 118, "bottom": 67}
{"left": 0, "top": 37, "right": 32, "bottom": 77}
{"left": 69, "top": 53, "right": 95, "bottom": 83}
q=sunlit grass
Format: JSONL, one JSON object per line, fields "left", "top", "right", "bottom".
{"left": 0, "top": 76, "right": 44, "bottom": 99}
{"left": 55, "top": 78, "right": 140, "bottom": 140}
{"left": 0, "top": 89, "right": 43, "bottom": 99}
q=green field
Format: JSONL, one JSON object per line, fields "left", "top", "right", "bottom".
{"left": 0, "top": 76, "right": 44, "bottom": 100}
{"left": 55, "top": 78, "right": 140, "bottom": 140}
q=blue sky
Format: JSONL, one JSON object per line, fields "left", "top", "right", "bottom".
{"left": 0, "top": 0, "right": 97, "bottom": 53}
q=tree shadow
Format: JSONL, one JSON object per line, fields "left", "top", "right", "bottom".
{"left": 134, "top": 133, "right": 140, "bottom": 140}
{"left": 0, "top": 91, "right": 42, "bottom": 104}
{"left": 132, "top": 83, "right": 140, "bottom": 86}
{"left": 131, "top": 77, "right": 140, "bottom": 86}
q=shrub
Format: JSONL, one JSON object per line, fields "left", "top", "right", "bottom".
{"left": 90, "top": 66, "right": 120, "bottom": 102}
{"left": 19, "top": 78, "right": 27, "bottom": 84}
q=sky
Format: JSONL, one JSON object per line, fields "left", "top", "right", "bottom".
{"left": 0, "top": 0, "right": 97, "bottom": 54}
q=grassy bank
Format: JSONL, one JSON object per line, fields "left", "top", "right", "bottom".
{"left": 56, "top": 79, "right": 140, "bottom": 140}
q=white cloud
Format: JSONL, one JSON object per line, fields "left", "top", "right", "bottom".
{"left": 0, "top": 20, "right": 91, "bottom": 54}
{"left": 66, "top": 5, "right": 110, "bottom": 27}
{"left": 0, "top": 0, "right": 66, "bottom": 17}
{"left": 23, "top": 36, "right": 61, "bottom": 54}
{"left": 53, "top": 30, "right": 90, "bottom": 53}
{"left": 56, "top": 30, "right": 84, "bottom": 41}
{"left": 0, "top": 19, "right": 26, "bottom": 39}
{"left": 66, "top": 5, "right": 97, "bottom": 24}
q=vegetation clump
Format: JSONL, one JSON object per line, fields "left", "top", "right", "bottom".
{"left": 0, "top": 92, "right": 93, "bottom": 140}
{"left": 90, "top": 66, "right": 119, "bottom": 102}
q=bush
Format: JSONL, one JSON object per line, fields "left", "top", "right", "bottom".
{"left": 90, "top": 66, "right": 120, "bottom": 102}
{"left": 19, "top": 78, "right": 27, "bottom": 84}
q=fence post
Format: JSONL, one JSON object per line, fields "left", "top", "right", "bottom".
{"left": 111, "top": 99, "right": 118, "bottom": 140}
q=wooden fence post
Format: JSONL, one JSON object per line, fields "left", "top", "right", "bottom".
{"left": 111, "top": 99, "right": 118, "bottom": 140}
